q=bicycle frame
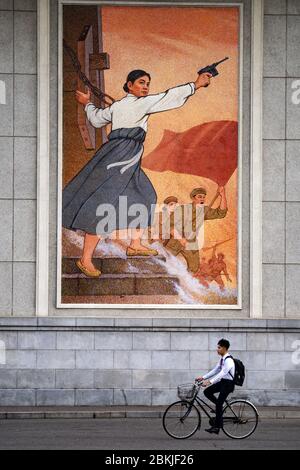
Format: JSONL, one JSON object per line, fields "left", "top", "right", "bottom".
{"left": 185, "top": 387, "right": 241, "bottom": 423}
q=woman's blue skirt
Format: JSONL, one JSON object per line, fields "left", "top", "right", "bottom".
{"left": 62, "top": 127, "right": 157, "bottom": 235}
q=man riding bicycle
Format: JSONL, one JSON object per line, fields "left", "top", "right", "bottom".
{"left": 197, "top": 338, "right": 235, "bottom": 435}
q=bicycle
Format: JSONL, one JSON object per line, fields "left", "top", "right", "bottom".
{"left": 162, "top": 380, "right": 259, "bottom": 440}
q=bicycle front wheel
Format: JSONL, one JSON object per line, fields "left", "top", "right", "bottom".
{"left": 163, "top": 400, "right": 201, "bottom": 439}
{"left": 222, "top": 399, "right": 259, "bottom": 439}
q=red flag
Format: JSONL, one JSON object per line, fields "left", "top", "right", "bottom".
{"left": 142, "top": 120, "right": 238, "bottom": 186}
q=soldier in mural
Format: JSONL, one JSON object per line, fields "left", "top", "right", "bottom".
{"left": 208, "top": 252, "right": 232, "bottom": 291}
{"left": 148, "top": 196, "right": 180, "bottom": 246}
{"left": 194, "top": 257, "right": 211, "bottom": 288}
{"left": 160, "top": 186, "right": 228, "bottom": 274}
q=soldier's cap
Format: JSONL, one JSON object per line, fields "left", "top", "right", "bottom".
{"left": 190, "top": 187, "right": 207, "bottom": 199}
{"left": 163, "top": 196, "right": 178, "bottom": 205}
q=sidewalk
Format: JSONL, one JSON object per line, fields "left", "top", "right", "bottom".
{"left": 0, "top": 406, "right": 300, "bottom": 420}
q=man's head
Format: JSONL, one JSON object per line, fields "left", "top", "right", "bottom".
{"left": 217, "top": 338, "right": 230, "bottom": 356}
{"left": 190, "top": 187, "right": 207, "bottom": 205}
{"left": 164, "top": 196, "right": 178, "bottom": 212}
{"left": 218, "top": 253, "right": 225, "bottom": 260}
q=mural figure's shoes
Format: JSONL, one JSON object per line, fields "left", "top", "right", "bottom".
{"left": 205, "top": 427, "right": 220, "bottom": 435}
{"left": 76, "top": 260, "right": 101, "bottom": 278}
{"left": 126, "top": 247, "right": 159, "bottom": 257}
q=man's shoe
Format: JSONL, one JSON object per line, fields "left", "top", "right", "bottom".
{"left": 205, "top": 426, "right": 220, "bottom": 435}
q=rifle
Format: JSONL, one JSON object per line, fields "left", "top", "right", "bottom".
{"left": 198, "top": 57, "right": 229, "bottom": 87}
{"left": 202, "top": 238, "right": 234, "bottom": 252}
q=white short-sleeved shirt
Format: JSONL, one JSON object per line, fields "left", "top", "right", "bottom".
{"left": 203, "top": 353, "right": 235, "bottom": 385}
{"left": 85, "top": 82, "right": 196, "bottom": 132}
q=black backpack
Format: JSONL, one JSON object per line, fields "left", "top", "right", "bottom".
{"left": 225, "top": 355, "right": 245, "bottom": 386}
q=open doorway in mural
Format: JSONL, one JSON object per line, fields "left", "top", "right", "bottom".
{"left": 58, "top": 2, "right": 242, "bottom": 308}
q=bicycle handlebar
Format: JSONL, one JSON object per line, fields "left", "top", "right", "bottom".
{"left": 195, "top": 379, "right": 204, "bottom": 387}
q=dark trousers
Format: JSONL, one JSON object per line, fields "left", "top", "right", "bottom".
{"left": 204, "top": 379, "right": 235, "bottom": 428}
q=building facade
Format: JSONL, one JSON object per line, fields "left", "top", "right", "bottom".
{"left": 0, "top": 0, "right": 299, "bottom": 406}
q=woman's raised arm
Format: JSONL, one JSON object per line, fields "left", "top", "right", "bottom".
{"left": 142, "top": 73, "right": 212, "bottom": 115}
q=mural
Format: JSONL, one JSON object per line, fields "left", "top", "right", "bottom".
{"left": 59, "top": 4, "right": 240, "bottom": 307}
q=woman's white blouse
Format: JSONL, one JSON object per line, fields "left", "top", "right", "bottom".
{"left": 85, "top": 82, "right": 196, "bottom": 132}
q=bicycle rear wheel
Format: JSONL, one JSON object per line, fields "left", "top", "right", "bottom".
{"left": 222, "top": 399, "right": 259, "bottom": 439}
{"left": 162, "top": 400, "right": 201, "bottom": 439}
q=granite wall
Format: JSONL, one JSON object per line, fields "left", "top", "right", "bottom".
{"left": 0, "top": 318, "right": 299, "bottom": 406}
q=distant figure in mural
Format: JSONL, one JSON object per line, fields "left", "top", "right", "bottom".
{"left": 194, "top": 243, "right": 232, "bottom": 290}
{"left": 208, "top": 251, "right": 232, "bottom": 291}
{"left": 194, "top": 256, "right": 211, "bottom": 288}
{"left": 62, "top": 69, "right": 212, "bottom": 277}
{"left": 162, "top": 186, "right": 228, "bottom": 274}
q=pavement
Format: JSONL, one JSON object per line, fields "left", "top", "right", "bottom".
{"left": 0, "top": 417, "right": 299, "bottom": 450}
{"left": 0, "top": 406, "right": 300, "bottom": 420}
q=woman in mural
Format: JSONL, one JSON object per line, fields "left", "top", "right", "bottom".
{"left": 62, "top": 70, "right": 212, "bottom": 277}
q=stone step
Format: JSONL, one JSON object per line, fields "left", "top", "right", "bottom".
{"left": 62, "top": 294, "right": 181, "bottom": 305}
{"left": 62, "top": 256, "right": 168, "bottom": 275}
{"left": 62, "top": 273, "right": 179, "bottom": 296}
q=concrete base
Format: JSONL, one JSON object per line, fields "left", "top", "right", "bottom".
{"left": 0, "top": 405, "right": 300, "bottom": 420}
{"left": 0, "top": 388, "right": 299, "bottom": 407}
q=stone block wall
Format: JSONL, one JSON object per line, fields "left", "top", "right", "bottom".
{"left": 0, "top": 319, "right": 299, "bottom": 406}
{"left": 263, "top": 0, "right": 300, "bottom": 318}
{"left": 0, "top": 0, "right": 37, "bottom": 317}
